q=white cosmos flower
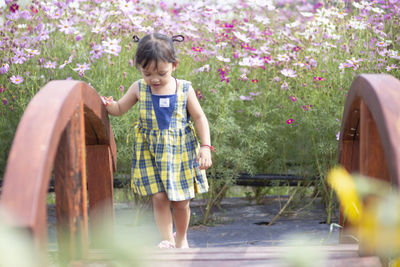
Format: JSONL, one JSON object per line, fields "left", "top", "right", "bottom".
{"left": 280, "top": 69, "right": 297, "bottom": 78}
{"left": 216, "top": 56, "right": 231, "bottom": 63}
{"left": 233, "top": 31, "right": 250, "bottom": 43}
{"left": 239, "top": 57, "right": 264, "bottom": 67}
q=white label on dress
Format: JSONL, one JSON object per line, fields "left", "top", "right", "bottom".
{"left": 159, "top": 98, "right": 170, "bottom": 108}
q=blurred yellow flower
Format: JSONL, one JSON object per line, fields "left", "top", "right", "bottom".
{"left": 327, "top": 167, "right": 363, "bottom": 224}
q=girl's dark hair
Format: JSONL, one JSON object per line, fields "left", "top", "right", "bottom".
{"left": 133, "top": 33, "right": 184, "bottom": 70}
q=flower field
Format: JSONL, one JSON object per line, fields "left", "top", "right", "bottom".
{"left": 0, "top": 0, "right": 399, "bottom": 190}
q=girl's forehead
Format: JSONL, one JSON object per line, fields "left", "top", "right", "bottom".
{"left": 143, "top": 60, "right": 171, "bottom": 72}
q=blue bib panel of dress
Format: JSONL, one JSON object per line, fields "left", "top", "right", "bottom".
{"left": 151, "top": 94, "right": 177, "bottom": 130}
{"left": 130, "top": 79, "right": 209, "bottom": 201}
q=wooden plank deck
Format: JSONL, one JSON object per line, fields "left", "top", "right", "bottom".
{"left": 72, "top": 244, "right": 382, "bottom": 267}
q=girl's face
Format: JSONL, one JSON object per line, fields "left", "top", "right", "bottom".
{"left": 140, "top": 60, "right": 178, "bottom": 91}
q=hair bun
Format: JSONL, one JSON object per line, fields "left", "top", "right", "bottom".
{"left": 172, "top": 35, "right": 184, "bottom": 42}
{"left": 132, "top": 35, "right": 140, "bottom": 42}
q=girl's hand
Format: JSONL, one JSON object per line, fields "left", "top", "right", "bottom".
{"left": 101, "top": 96, "right": 114, "bottom": 107}
{"left": 197, "top": 147, "right": 213, "bottom": 170}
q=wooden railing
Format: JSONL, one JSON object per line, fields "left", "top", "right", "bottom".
{"left": 0, "top": 81, "right": 116, "bottom": 263}
{"left": 338, "top": 74, "right": 400, "bottom": 243}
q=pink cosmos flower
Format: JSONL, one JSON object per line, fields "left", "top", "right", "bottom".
{"left": 277, "top": 54, "right": 290, "bottom": 62}
{"left": 375, "top": 41, "right": 387, "bottom": 48}
{"left": 25, "top": 48, "right": 40, "bottom": 58}
{"left": 90, "top": 44, "right": 104, "bottom": 60}
{"left": 1, "top": 63, "right": 9, "bottom": 74}
{"left": 10, "top": 75, "right": 23, "bottom": 84}
{"left": 240, "top": 95, "right": 253, "bottom": 101}
{"left": 44, "top": 61, "right": 57, "bottom": 69}
{"left": 281, "top": 80, "right": 288, "bottom": 90}
{"left": 250, "top": 92, "right": 261, "bottom": 96}
{"left": 102, "top": 37, "right": 121, "bottom": 48}
{"left": 386, "top": 64, "right": 397, "bottom": 71}
{"left": 58, "top": 19, "right": 75, "bottom": 35}
{"left": 12, "top": 50, "right": 27, "bottom": 64}
{"left": 73, "top": 63, "right": 90, "bottom": 72}
{"left": 104, "top": 46, "right": 121, "bottom": 56}
{"left": 59, "top": 55, "right": 73, "bottom": 69}
{"left": 192, "top": 46, "right": 203, "bottom": 52}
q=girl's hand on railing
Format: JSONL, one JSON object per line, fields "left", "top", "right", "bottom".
{"left": 101, "top": 96, "right": 114, "bottom": 107}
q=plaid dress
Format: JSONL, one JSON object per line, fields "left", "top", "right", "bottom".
{"left": 131, "top": 79, "right": 209, "bottom": 201}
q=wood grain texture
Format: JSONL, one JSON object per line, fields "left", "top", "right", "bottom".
{"left": 87, "top": 145, "right": 114, "bottom": 248}
{"left": 338, "top": 74, "right": 400, "bottom": 247}
{"left": 0, "top": 80, "right": 116, "bottom": 263}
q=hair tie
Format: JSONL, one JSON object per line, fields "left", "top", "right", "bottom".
{"left": 172, "top": 35, "right": 184, "bottom": 42}
{"left": 132, "top": 35, "right": 140, "bottom": 42}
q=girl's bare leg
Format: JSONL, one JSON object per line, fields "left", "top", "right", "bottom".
{"left": 152, "top": 192, "right": 174, "bottom": 245}
{"left": 172, "top": 200, "right": 190, "bottom": 248}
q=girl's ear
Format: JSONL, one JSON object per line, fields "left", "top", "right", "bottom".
{"left": 172, "top": 60, "right": 179, "bottom": 71}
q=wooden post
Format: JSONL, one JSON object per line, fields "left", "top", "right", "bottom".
{"left": 54, "top": 103, "right": 88, "bottom": 263}
{"left": 87, "top": 145, "right": 115, "bottom": 248}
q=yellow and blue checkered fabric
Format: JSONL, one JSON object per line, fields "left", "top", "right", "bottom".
{"left": 131, "top": 79, "right": 209, "bottom": 201}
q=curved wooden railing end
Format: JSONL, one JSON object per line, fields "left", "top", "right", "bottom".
{"left": 0, "top": 80, "right": 116, "bottom": 262}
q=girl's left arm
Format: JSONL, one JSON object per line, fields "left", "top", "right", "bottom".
{"left": 187, "top": 85, "right": 213, "bottom": 170}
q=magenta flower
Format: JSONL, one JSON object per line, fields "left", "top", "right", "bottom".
{"left": 10, "top": 75, "right": 23, "bottom": 84}
{"left": 286, "top": 118, "right": 294, "bottom": 125}
{"left": 10, "top": 3, "right": 19, "bottom": 13}
{"left": 251, "top": 79, "right": 258, "bottom": 83}
{"left": 192, "top": 46, "right": 203, "bottom": 52}
{"left": 289, "top": 96, "right": 297, "bottom": 103}
{"left": 0, "top": 86, "right": 5, "bottom": 93}
{"left": 293, "top": 46, "right": 301, "bottom": 52}
{"left": 313, "top": 76, "right": 326, "bottom": 81}
{"left": 2, "top": 98, "right": 8, "bottom": 105}
{"left": 196, "top": 89, "right": 203, "bottom": 100}
{"left": 1, "top": 63, "right": 9, "bottom": 74}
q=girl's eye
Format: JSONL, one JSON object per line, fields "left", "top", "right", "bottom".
{"left": 159, "top": 73, "right": 166, "bottom": 76}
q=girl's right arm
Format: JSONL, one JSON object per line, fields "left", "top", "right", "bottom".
{"left": 104, "top": 81, "right": 139, "bottom": 116}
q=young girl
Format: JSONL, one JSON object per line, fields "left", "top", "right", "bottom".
{"left": 102, "top": 33, "right": 213, "bottom": 249}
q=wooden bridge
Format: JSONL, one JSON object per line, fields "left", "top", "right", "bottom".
{"left": 1, "top": 74, "right": 400, "bottom": 266}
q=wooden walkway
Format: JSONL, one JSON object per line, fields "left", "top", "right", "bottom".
{"left": 2, "top": 74, "right": 400, "bottom": 266}
{"left": 71, "top": 245, "right": 381, "bottom": 267}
